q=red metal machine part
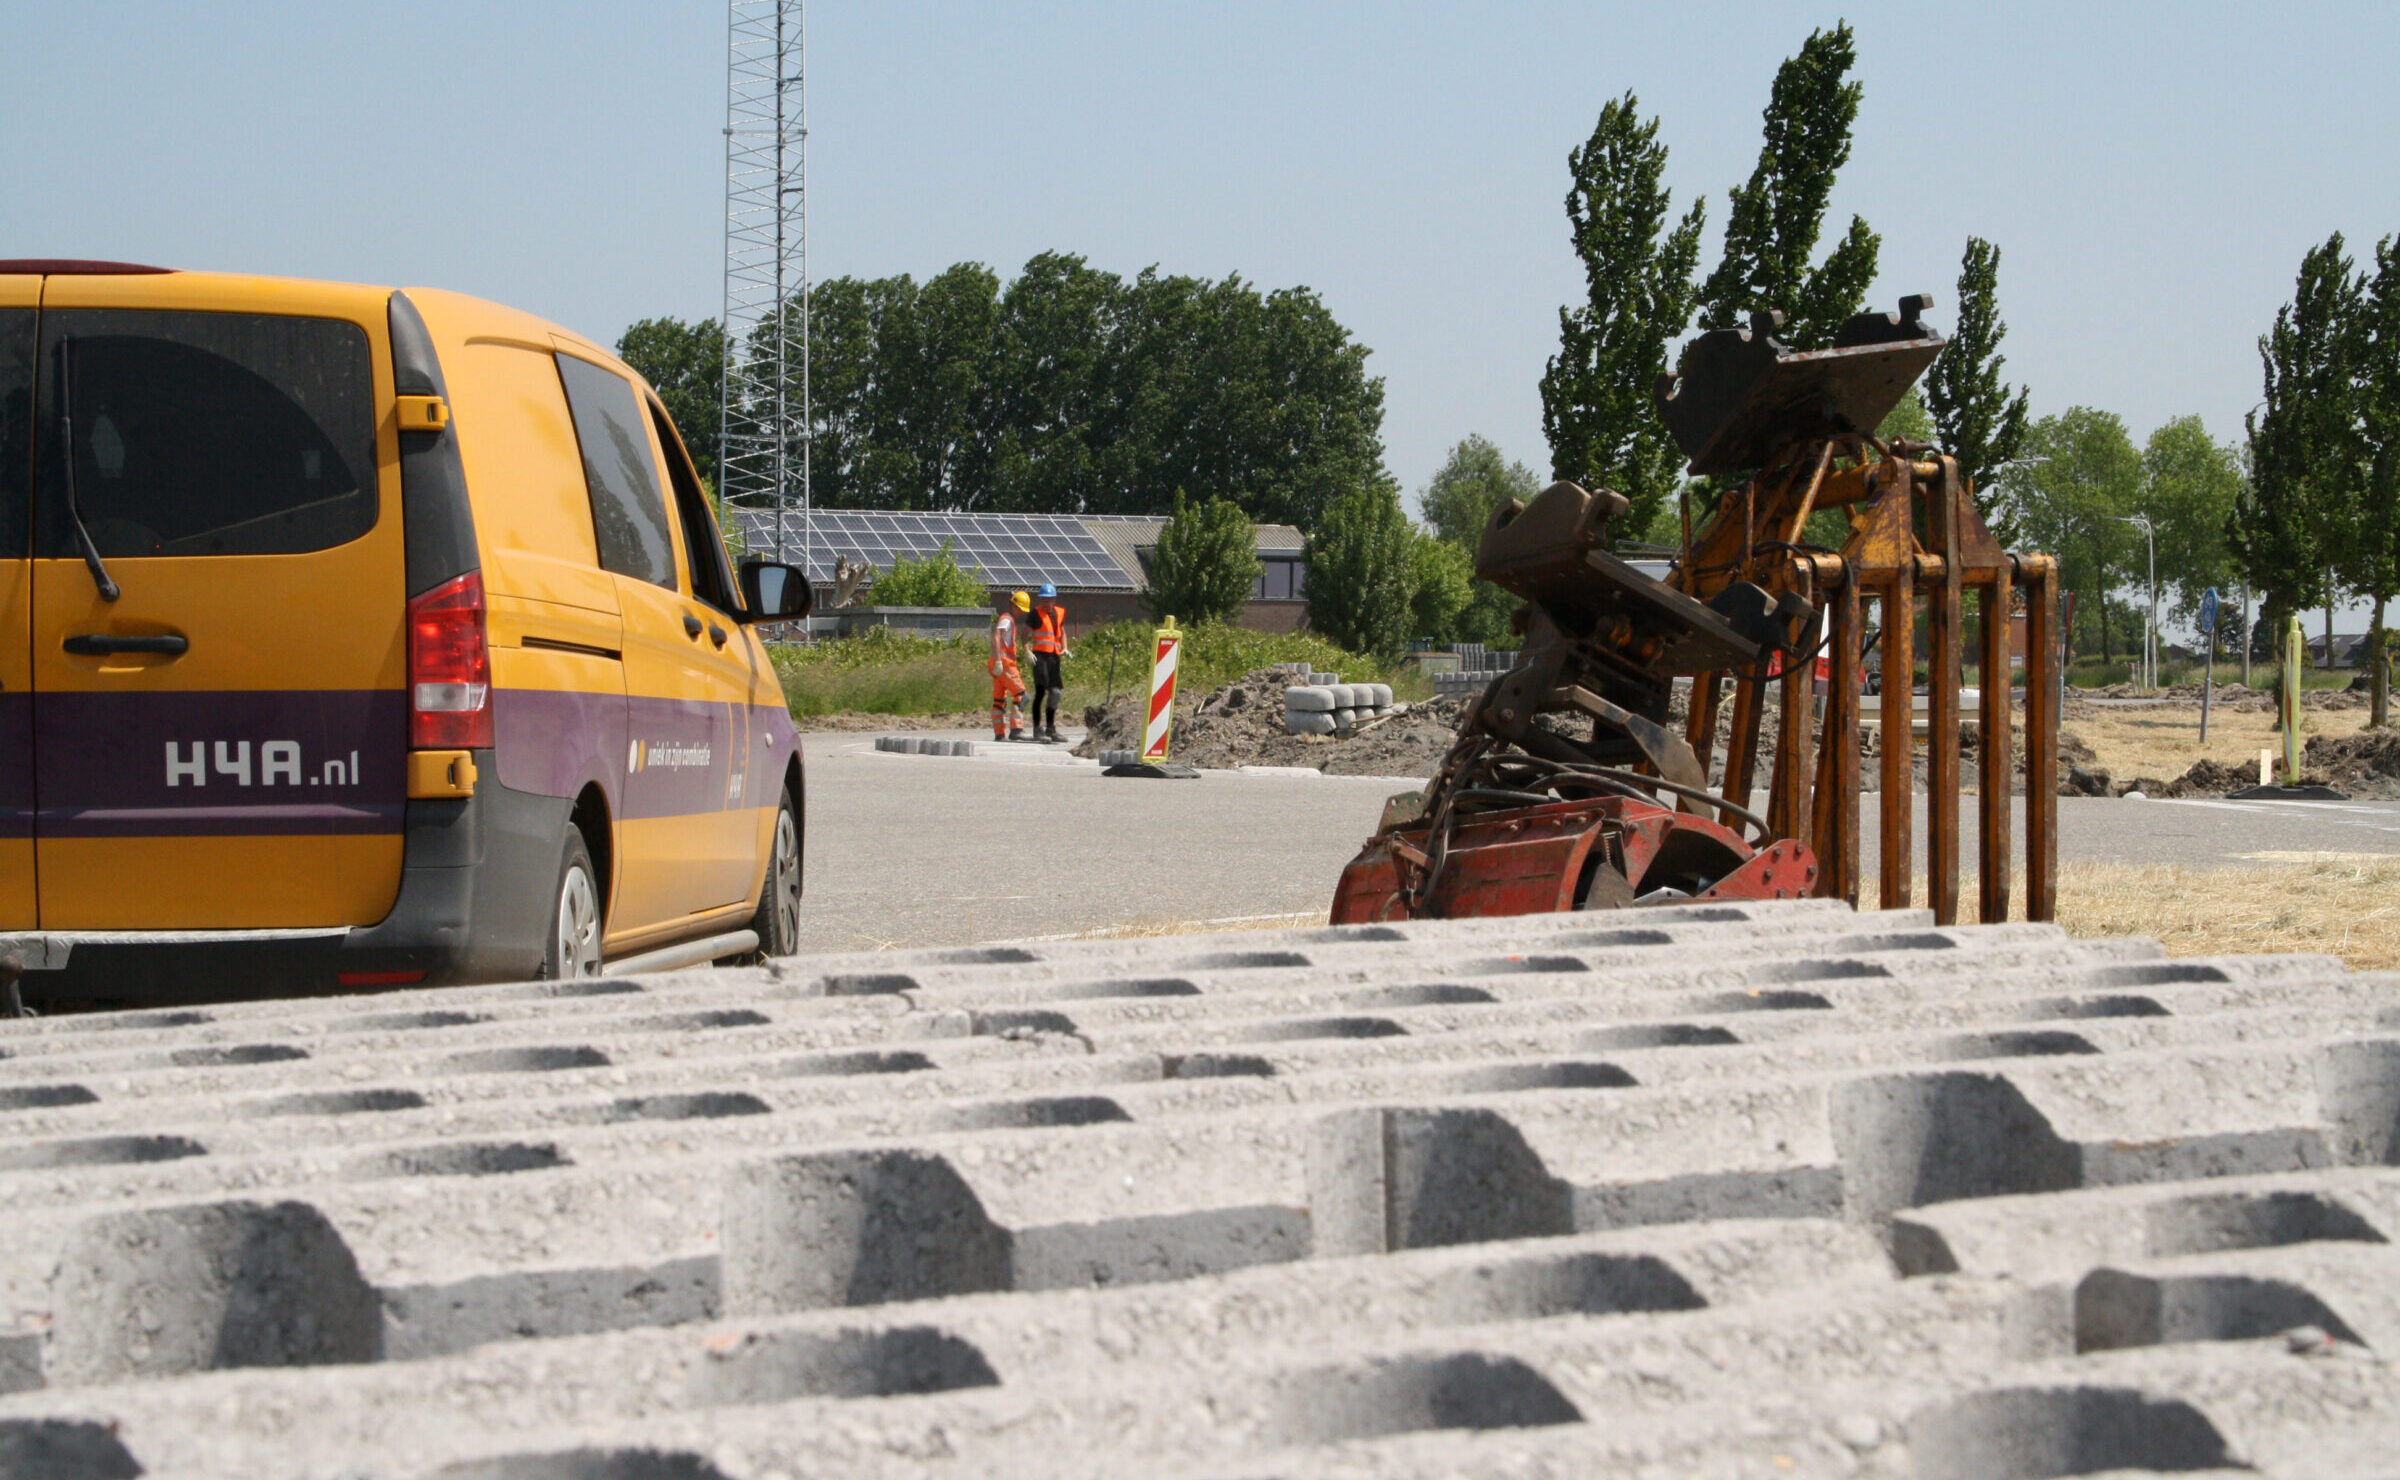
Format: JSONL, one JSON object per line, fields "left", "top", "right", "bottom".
{"left": 1332, "top": 796, "right": 1815, "bottom": 923}
{"left": 1333, "top": 294, "right": 2060, "bottom": 926}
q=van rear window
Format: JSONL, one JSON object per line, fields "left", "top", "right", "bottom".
{"left": 556, "top": 353, "right": 677, "bottom": 590}
{"left": 36, "top": 310, "right": 376, "bottom": 558}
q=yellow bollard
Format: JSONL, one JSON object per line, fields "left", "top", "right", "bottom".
{"left": 2282, "top": 615, "right": 2304, "bottom": 785}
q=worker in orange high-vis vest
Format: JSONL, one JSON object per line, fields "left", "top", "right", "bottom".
{"left": 1027, "top": 582, "right": 1072, "bottom": 743}
{"left": 990, "top": 591, "right": 1031, "bottom": 742}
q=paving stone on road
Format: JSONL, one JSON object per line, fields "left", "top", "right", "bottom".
{"left": 0, "top": 899, "right": 2396, "bottom": 1476}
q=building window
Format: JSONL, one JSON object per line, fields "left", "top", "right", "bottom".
{"left": 1253, "top": 557, "right": 1303, "bottom": 601}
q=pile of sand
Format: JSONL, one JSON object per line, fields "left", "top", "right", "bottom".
{"left": 1074, "top": 668, "right": 1465, "bottom": 777}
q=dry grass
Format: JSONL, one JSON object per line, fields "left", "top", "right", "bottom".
{"left": 1033, "top": 911, "right": 1326, "bottom": 942}
{"left": 2064, "top": 702, "right": 2370, "bottom": 782}
{"left": 1861, "top": 856, "right": 2400, "bottom": 972}
{"left": 1086, "top": 858, "right": 2400, "bottom": 973}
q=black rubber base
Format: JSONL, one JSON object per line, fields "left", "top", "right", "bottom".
{"left": 2227, "top": 784, "right": 2351, "bottom": 801}
{"left": 1105, "top": 763, "right": 1201, "bottom": 780}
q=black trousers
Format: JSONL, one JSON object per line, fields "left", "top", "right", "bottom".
{"left": 1030, "top": 651, "right": 1063, "bottom": 727}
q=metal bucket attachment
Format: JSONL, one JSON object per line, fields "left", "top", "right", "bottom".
{"left": 1654, "top": 300, "right": 1943, "bottom": 477}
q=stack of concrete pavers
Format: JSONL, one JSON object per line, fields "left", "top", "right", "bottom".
{"left": 1432, "top": 668, "right": 1505, "bottom": 701}
{"left": 0, "top": 901, "right": 2397, "bottom": 1477}
{"left": 1285, "top": 678, "right": 1395, "bottom": 734}
{"left": 874, "top": 736, "right": 977, "bottom": 757}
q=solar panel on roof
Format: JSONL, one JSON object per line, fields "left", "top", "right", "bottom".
{"left": 725, "top": 508, "right": 1139, "bottom": 593}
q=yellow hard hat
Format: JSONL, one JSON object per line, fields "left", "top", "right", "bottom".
{"left": 1011, "top": 590, "right": 1031, "bottom": 611}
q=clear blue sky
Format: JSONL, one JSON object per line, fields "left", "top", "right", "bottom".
{"left": 9, "top": 1, "right": 2398, "bottom": 542}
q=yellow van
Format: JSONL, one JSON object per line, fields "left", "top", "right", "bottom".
{"left": 0, "top": 261, "right": 812, "bottom": 1006}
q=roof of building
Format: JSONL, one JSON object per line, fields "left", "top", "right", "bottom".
{"left": 1076, "top": 514, "right": 1306, "bottom": 589}
{"left": 740, "top": 507, "right": 1306, "bottom": 595}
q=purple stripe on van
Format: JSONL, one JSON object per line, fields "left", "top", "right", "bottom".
{"left": 494, "top": 686, "right": 626, "bottom": 803}
{"left": 0, "top": 693, "right": 31, "bottom": 840}
{"left": 32, "top": 689, "right": 407, "bottom": 839}
{"left": 490, "top": 687, "right": 799, "bottom": 821}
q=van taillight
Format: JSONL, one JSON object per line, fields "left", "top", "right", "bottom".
{"left": 407, "top": 571, "right": 492, "bottom": 749}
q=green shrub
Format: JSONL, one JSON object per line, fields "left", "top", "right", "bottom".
{"left": 1407, "top": 533, "right": 1473, "bottom": 644}
{"left": 1064, "top": 620, "right": 1408, "bottom": 702}
{"left": 1146, "top": 493, "right": 1262, "bottom": 625}
{"left": 768, "top": 630, "right": 989, "bottom": 717}
{"left": 867, "top": 542, "right": 989, "bottom": 608}
{"left": 1305, "top": 483, "right": 1416, "bottom": 660}
{"left": 764, "top": 620, "right": 1424, "bottom": 719}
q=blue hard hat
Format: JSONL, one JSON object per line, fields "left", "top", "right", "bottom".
{"left": 1038, "top": 583, "right": 1057, "bottom": 599}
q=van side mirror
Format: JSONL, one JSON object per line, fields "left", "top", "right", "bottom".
{"left": 737, "top": 560, "right": 813, "bottom": 623}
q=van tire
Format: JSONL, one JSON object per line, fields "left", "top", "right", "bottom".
{"left": 747, "top": 789, "right": 802, "bottom": 959}
{"left": 542, "top": 830, "right": 604, "bottom": 980}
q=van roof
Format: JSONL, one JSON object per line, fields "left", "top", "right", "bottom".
{"left": 3, "top": 265, "right": 633, "bottom": 386}
{"left": 0, "top": 259, "right": 175, "bottom": 274}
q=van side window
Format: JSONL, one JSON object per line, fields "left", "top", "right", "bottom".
{"left": 34, "top": 310, "right": 375, "bottom": 558}
{"left": 0, "top": 309, "right": 29, "bottom": 558}
{"left": 648, "top": 397, "right": 739, "bottom": 614}
{"left": 556, "top": 353, "right": 677, "bottom": 590}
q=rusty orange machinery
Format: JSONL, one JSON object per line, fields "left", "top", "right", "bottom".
{"left": 1333, "top": 295, "right": 2059, "bottom": 927}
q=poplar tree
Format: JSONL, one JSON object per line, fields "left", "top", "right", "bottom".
{"left": 1695, "top": 22, "right": 1879, "bottom": 350}
{"left": 2343, "top": 236, "right": 2400, "bottom": 725}
{"left": 1539, "top": 94, "right": 1704, "bottom": 538}
{"left": 2235, "top": 234, "right": 2358, "bottom": 681}
{"left": 1922, "top": 237, "right": 2032, "bottom": 531}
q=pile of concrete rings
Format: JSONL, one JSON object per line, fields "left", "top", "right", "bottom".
{"left": 1283, "top": 678, "right": 1395, "bottom": 735}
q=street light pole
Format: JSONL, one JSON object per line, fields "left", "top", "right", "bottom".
{"left": 2112, "top": 513, "right": 2157, "bottom": 691}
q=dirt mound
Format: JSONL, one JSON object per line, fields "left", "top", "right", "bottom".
{"left": 2161, "top": 755, "right": 2262, "bottom": 797}
{"left": 2303, "top": 728, "right": 2400, "bottom": 798}
{"left": 1074, "top": 668, "right": 1466, "bottom": 776}
{"left": 2063, "top": 680, "right": 2361, "bottom": 716}
{"left": 2152, "top": 730, "right": 2400, "bottom": 798}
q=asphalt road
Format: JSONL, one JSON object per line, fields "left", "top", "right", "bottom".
{"left": 792, "top": 728, "right": 1407, "bottom": 953}
{"left": 795, "top": 726, "right": 2400, "bottom": 951}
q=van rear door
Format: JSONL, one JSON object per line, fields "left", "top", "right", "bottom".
{"left": 27, "top": 277, "right": 408, "bottom": 929}
{"left": 0, "top": 273, "right": 35, "bottom": 930}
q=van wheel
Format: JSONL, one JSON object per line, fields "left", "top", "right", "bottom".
{"left": 746, "top": 789, "right": 802, "bottom": 958}
{"left": 543, "top": 830, "right": 604, "bottom": 979}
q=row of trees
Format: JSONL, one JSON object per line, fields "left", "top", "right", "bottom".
{"left": 2235, "top": 232, "right": 2400, "bottom": 723}
{"left": 621, "top": 20, "right": 2389, "bottom": 698}
{"left": 1537, "top": 23, "right": 2037, "bottom": 543}
{"left": 618, "top": 255, "right": 1393, "bottom": 531}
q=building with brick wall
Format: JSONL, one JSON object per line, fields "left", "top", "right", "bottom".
{"left": 738, "top": 508, "right": 1308, "bottom": 636}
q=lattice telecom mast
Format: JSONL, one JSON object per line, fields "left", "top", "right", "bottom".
{"left": 720, "top": 0, "right": 808, "bottom": 571}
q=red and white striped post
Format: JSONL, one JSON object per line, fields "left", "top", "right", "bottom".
{"left": 1141, "top": 617, "right": 1183, "bottom": 763}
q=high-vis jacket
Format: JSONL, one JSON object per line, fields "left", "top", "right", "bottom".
{"left": 1030, "top": 603, "right": 1067, "bottom": 655}
{"left": 991, "top": 611, "right": 1021, "bottom": 670}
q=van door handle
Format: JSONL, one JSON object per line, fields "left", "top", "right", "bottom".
{"left": 682, "top": 614, "right": 703, "bottom": 639}
{"left": 64, "top": 632, "right": 188, "bottom": 658}
{"left": 708, "top": 623, "right": 728, "bottom": 648}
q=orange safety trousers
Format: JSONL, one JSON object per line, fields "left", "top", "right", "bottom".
{"left": 991, "top": 661, "right": 1025, "bottom": 736}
